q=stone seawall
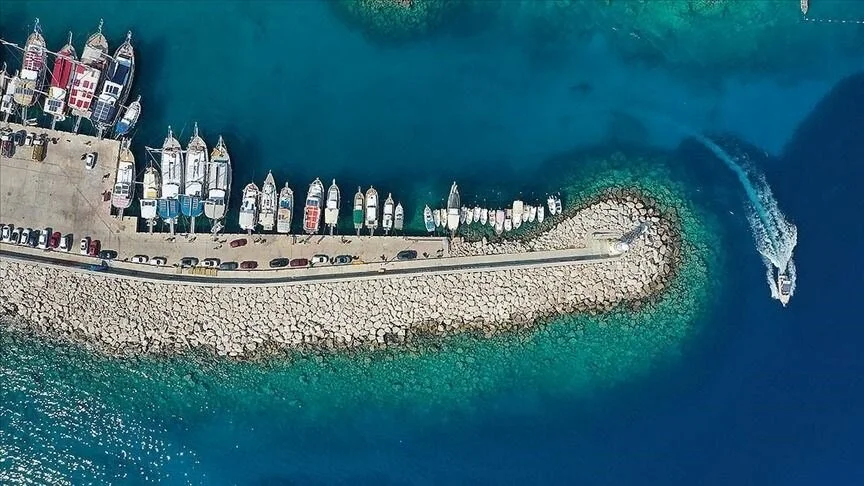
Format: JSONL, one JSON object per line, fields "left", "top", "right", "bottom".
{"left": 0, "top": 195, "right": 680, "bottom": 358}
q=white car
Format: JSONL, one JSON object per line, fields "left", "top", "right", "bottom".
{"left": 311, "top": 254, "right": 329, "bottom": 266}
{"left": 10, "top": 227, "right": 22, "bottom": 245}
{"left": 84, "top": 152, "right": 97, "bottom": 170}
{"left": 130, "top": 255, "right": 149, "bottom": 264}
{"left": 58, "top": 234, "right": 72, "bottom": 252}
{"left": 201, "top": 258, "right": 221, "bottom": 268}
{"left": 79, "top": 237, "right": 90, "bottom": 255}
{"left": 1, "top": 224, "right": 12, "bottom": 242}
{"left": 149, "top": 257, "right": 167, "bottom": 266}
{"left": 19, "top": 228, "right": 31, "bottom": 246}
{"left": 37, "top": 227, "right": 51, "bottom": 249}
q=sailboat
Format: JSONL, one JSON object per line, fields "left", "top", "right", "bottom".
{"left": 140, "top": 165, "right": 160, "bottom": 223}
{"left": 382, "top": 193, "right": 395, "bottom": 235}
{"left": 276, "top": 182, "right": 293, "bottom": 234}
{"left": 43, "top": 32, "right": 76, "bottom": 127}
{"left": 114, "top": 94, "right": 141, "bottom": 137}
{"left": 203, "top": 135, "right": 231, "bottom": 222}
{"left": 258, "top": 171, "right": 277, "bottom": 231}
{"left": 91, "top": 31, "right": 135, "bottom": 134}
{"left": 111, "top": 139, "right": 135, "bottom": 210}
{"left": 394, "top": 202, "right": 404, "bottom": 232}
{"left": 365, "top": 186, "right": 379, "bottom": 235}
{"left": 446, "top": 182, "right": 460, "bottom": 233}
{"left": 303, "top": 178, "right": 325, "bottom": 234}
{"left": 13, "top": 19, "right": 47, "bottom": 112}
{"left": 512, "top": 200, "right": 524, "bottom": 229}
{"left": 325, "top": 179, "right": 340, "bottom": 234}
{"left": 69, "top": 20, "right": 108, "bottom": 126}
{"left": 423, "top": 205, "right": 435, "bottom": 233}
{"left": 239, "top": 182, "right": 259, "bottom": 232}
{"left": 157, "top": 126, "right": 182, "bottom": 224}
{"left": 352, "top": 187, "right": 364, "bottom": 235}
{"left": 181, "top": 122, "right": 207, "bottom": 222}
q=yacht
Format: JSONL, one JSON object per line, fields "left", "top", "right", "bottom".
{"left": 446, "top": 182, "right": 460, "bottom": 233}
{"left": 365, "top": 186, "right": 379, "bottom": 234}
{"left": 258, "top": 171, "right": 277, "bottom": 231}
{"left": 276, "top": 182, "right": 294, "bottom": 234}
{"left": 324, "top": 179, "right": 340, "bottom": 233}
{"left": 239, "top": 182, "right": 259, "bottom": 232}
{"left": 382, "top": 193, "right": 395, "bottom": 234}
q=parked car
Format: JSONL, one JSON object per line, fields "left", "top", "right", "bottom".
{"left": 49, "top": 231, "right": 61, "bottom": 249}
{"left": 14, "top": 130, "right": 26, "bottom": 146}
{"left": 27, "top": 230, "right": 39, "bottom": 247}
{"left": 289, "top": 258, "right": 309, "bottom": 268}
{"left": 98, "top": 249, "right": 118, "bottom": 260}
{"left": 269, "top": 258, "right": 290, "bottom": 268}
{"left": 84, "top": 152, "right": 97, "bottom": 170}
{"left": 0, "top": 137, "right": 15, "bottom": 158}
{"left": 57, "top": 234, "right": 72, "bottom": 252}
{"left": 218, "top": 261, "right": 239, "bottom": 271}
{"left": 37, "top": 228, "right": 51, "bottom": 249}
{"left": 130, "top": 255, "right": 149, "bottom": 264}
{"left": 150, "top": 257, "right": 167, "bottom": 266}
{"left": 240, "top": 260, "right": 258, "bottom": 270}
{"left": 202, "top": 258, "right": 221, "bottom": 268}
{"left": 179, "top": 257, "right": 199, "bottom": 267}
{"left": 330, "top": 255, "right": 353, "bottom": 265}
{"left": 311, "top": 254, "right": 329, "bottom": 265}
{"left": 79, "top": 237, "right": 90, "bottom": 255}
{"left": 1, "top": 224, "right": 12, "bottom": 242}
{"left": 229, "top": 238, "right": 247, "bottom": 248}
{"left": 10, "top": 227, "right": 22, "bottom": 245}
{"left": 396, "top": 249, "right": 418, "bottom": 261}
{"left": 20, "top": 228, "right": 32, "bottom": 246}
{"left": 88, "top": 239, "right": 101, "bottom": 257}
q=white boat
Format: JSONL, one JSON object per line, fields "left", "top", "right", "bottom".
{"left": 69, "top": 20, "right": 107, "bottom": 120}
{"left": 239, "top": 182, "right": 259, "bottom": 231}
{"left": 432, "top": 208, "right": 441, "bottom": 228}
{"left": 0, "top": 70, "right": 19, "bottom": 118}
{"left": 547, "top": 195, "right": 556, "bottom": 216}
{"left": 303, "top": 178, "right": 325, "bottom": 234}
{"left": 114, "top": 94, "right": 141, "bottom": 137}
{"left": 352, "top": 188, "right": 364, "bottom": 235}
{"left": 512, "top": 200, "right": 524, "bottom": 229}
{"left": 324, "top": 179, "right": 340, "bottom": 231}
{"left": 365, "top": 187, "right": 379, "bottom": 233}
{"left": 555, "top": 196, "right": 563, "bottom": 215}
{"left": 111, "top": 139, "right": 135, "bottom": 210}
{"left": 258, "top": 171, "right": 277, "bottom": 231}
{"left": 447, "top": 182, "right": 461, "bottom": 232}
{"left": 140, "top": 166, "right": 160, "bottom": 221}
{"left": 423, "top": 205, "right": 435, "bottom": 233}
{"left": 494, "top": 209, "right": 504, "bottom": 235}
{"left": 394, "top": 202, "right": 404, "bottom": 231}
{"left": 472, "top": 206, "right": 481, "bottom": 223}
{"left": 489, "top": 209, "right": 496, "bottom": 228}
{"left": 480, "top": 208, "right": 488, "bottom": 226}
{"left": 529, "top": 205, "right": 537, "bottom": 223}
{"left": 0, "top": 63, "right": 7, "bottom": 96}
{"left": 504, "top": 209, "right": 513, "bottom": 232}
{"left": 537, "top": 205, "right": 545, "bottom": 223}
{"left": 521, "top": 205, "right": 530, "bottom": 223}
{"left": 777, "top": 269, "right": 792, "bottom": 307}
{"left": 158, "top": 126, "right": 183, "bottom": 222}
{"left": 276, "top": 182, "right": 293, "bottom": 234}
{"left": 382, "top": 193, "right": 395, "bottom": 234}
{"left": 183, "top": 122, "right": 207, "bottom": 218}
{"left": 204, "top": 135, "right": 231, "bottom": 222}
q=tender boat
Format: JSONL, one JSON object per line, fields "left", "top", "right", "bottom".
{"left": 547, "top": 195, "right": 556, "bottom": 216}
{"left": 512, "top": 200, "right": 524, "bottom": 229}
{"left": 504, "top": 209, "right": 513, "bottom": 232}
{"left": 432, "top": 208, "right": 441, "bottom": 228}
{"left": 69, "top": 20, "right": 108, "bottom": 119}
{"left": 495, "top": 209, "right": 505, "bottom": 235}
{"left": 303, "top": 178, "right": 325, "bottom": 234}
{"left": 239, "top": 182, "right": 259, "bottom": 232}
{"left": 424, "top": 205, "right": 435, "bottom": 232}
{"left": 204, "top": 135, "right": 231, "bottom": 222}
{"left": 43, "top": 33, "right": 76, "bottom": 124}
{"left": 140, "top": 165, "right": 160, "bottom": 222}
{"left": 111, "top": 139, "right": 135, "bottom": 210}
{"left": 555, "top": 196, "right": 563, "bottom": 215}
{"left": 325, "top": 179, "right": 340, "bottom": 232}
{"left": 537, "top": 205, "right": 545, "bottom": 223}
{"left": 276, "top": 182, "right": 294, "bottom": 234}
{"left": 447, "top": 182, "right": 461, "bottom": 232}
{"left": 114, "top": 94, "right": 141, "bottom": 137}
{"left": 382, "top": 193, "right": 395, "bottom": 234}
{"left": 91, "top": 31, "right": 135, "bottom": 133}
{"left": 157, "top": 126, "right": 183, "bottom": 222}
{"left": 13, "top": 19, "right": 47, "bottom": 108}
{"left": 181, "top": 122, "right": 207, "bottom": 218}
{"left": 258, "top": 171, "right": 277, "bottom": 231}
{"left": 352, "top": 187, "right": 364, "bottom": 235}
{"left": 0, "top": 71, "right": 18, "bottom": 118}
{"left": 365, "top": 186, "right": 379, "bottom": 233}
{"left": 394, "top": 202, "right": 404, "bottom": 232}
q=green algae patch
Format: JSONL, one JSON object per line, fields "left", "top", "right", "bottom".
{"left": 330, "top": 0, "right": 464, "bottom": 43}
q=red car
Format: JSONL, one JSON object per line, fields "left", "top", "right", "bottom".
{"left": 88, "top": 239, "right": 101, "bottom": 257}
{"left": 48, "top": 231, "right": 61, "bottom": 249}
{"left": 230, "top": 238, "right": 248, "bottom": 248}
{"left": 289, "top": 258, "right": 309, "bottom": 268}
{"left": 240, "top": 260, "right": 258, "bottom": 270}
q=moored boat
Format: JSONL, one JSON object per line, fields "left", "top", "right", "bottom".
{"left": 258, "top": 171, "right": 277, "bottom": 231}
{"left": 547, "top": 195, "right": 556, "bottom": 216}
{"left": 13, "top": 19, "right": 47, "bottom": 108}
{"left": 352, "top": 187, "right": 364, "bottom": 235}
{"left": 459, "top": 206, "right": 468, "bottom": 225}
{"left": 432, "top": 208, "right": 441, "bottom": 228}
{"left": 91, "top": 31, "right": 135, "bottom": 134}
{"left": 0, "top": 63, "right": 7, "bottom": 96}
{"left": 111, "top": 139, "right": 135, "bottom": 210}
{"left": 504, "top": 209, "right": 513, "bottom": 232}
{"left": 537, "top": 205, "right": 545, "bottom": 223}
{"left": 472, "top": 206, "right": 481, "bottom": 224}
{"left": 204, "top": 135, "right": 231, "bottom": 222}
{"left": 157, "top": 126, "right": 183, "bottom": 222}
{"left": 495, "top": 209, "right": 505, "bottom": 235}
{"left": 529, "top": 205, "right": 537, "bottom": 223}
{"left": 0, "top": 71, "right": 18, "bottom": 119}
{"left": 239, "top": 182, "right": 259, "bottom": 232}
{"left": 276, "top": 182, "right": 294, "bottom": 234}
{"left": 512, "top": 200, "right": 524, "bottom": 229}
{"left": 303, "top": 178, "right": 325, "bottom": 234}
{"left": 69, "top": 20, "right": 108, "bottom": 119}
{"left": 43, "top": 32, "right": 76, "bottom": 124}
{"left": 554, "top": 196, "right": 562, "bottom": 215}
{"left": 382, "top": 193, "right": 395, "bottom": 234}
{"left": 181, "top": 122, "right": 207, "bottom": 219}
{"left": 480, "top": 208, "right": 488, "bottom": 226}
{"left": 365, "top": 187, "right": 379, "bottom": 233}
{"left": 446, "top": 182, "right": 461, "bottom": 232}
{"left": 324, "top": 179, "right": 340, "bottom": 232}
{"left": 424, "top": 205, "right": 435, "bottom": 232}
{"left": 140, "top": 165, "right": 160, "bottom": 222}
{"left": 114, "top": 94, "right": 141, "bottom": 137}
{"left": 521, "top": 204, "right": 530, "bottom": 223}
{"left": 394, "top": 202, "right": 404, "bottom": 232}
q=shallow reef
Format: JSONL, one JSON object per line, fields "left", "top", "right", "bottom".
{"left": 330, "top": 0, "right": 464, "bottom": 42}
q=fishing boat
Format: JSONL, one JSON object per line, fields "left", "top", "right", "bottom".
{"left": 394, "top": 202, "right": 404, "bottom": 232}
{"left": 91, "top": 31, "right": 135, "bottom": 134}
{"left": 537, "top": 205, "right": 545, "bottom": 223}
{"left": 324, "top": 179, "right": 340, "bottom": 233}
{"left": 555, "top": 196, "right": 563, "bottom": 215}
{"left": 529, "top": 205, "right": 537, "bottom": 223}
{"left": 258, "top": 171, "right": 277, "bottom": 231}
{"left": 303, "top": 178, "right": 325, "bottom": 234}
{"left": 382, "top": 193, "right": 395, "bottom": 234}
{"left": 140, "top": 165, "right": 160, "bottom": 222}
{"left": 432, "top": 208, "right": 441, "bottom": 228}
{"left": 0, "top": 71, "right": 18, "bottom": 119}
{"left": 495, "top": 209, "right": 505, "bottom": 235}
{"left": 239, "top": 182, "right": 259, "bottom": 232}
{"left": 69, "top": 20, "right": 108, "bottom": 120}
{"left": 504, "top": 209, "right": 513, "bottom": 232}
{"left": 43, "top": 33, "right": 76, "bottom": 125}
{"left": 547, "top": 195, "right": 556, "bottom": 216}
{"left": 365, "top": 187, "right": 379, "bottom": 234}
{"left": 521, "top": 205, "right": 530, "bottom": 224}
{"left": 111, "top": 139, "right": 135, "bottom": 210}
{"left": 181, "top": 122, "right": 207, "bottom": 219}
{"left": 157, "top": 127, "right": 182, "bottom": 222}
{"left": 276, "top": 182, "right": 293, "bottom": 234}
{"left": 13, "top": 19, "right": 47, "bottom": 109}
{"left": 114, "top": 94, "right": 141, "bottom": 137}
{"left": 423, "top": 205, "right": 435, "bottom": 232}
{"left": 352, "top": 187, "right": 364, "bottom": 235}
{"left": 446, "top": 182, "right": 461, "bottom": 232}
{"left": 204, "top": 135, "right": 231, "bottom": 222}
{"left": 512, "top": 200, "right": 524, "bottom": 229}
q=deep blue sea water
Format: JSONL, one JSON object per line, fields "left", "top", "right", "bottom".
{"left": 2, "top": 1, "right": 864, "bottom": 484}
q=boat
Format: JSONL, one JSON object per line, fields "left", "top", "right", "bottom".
{"left": 472, "top": 206, "right": 481, "bottom": 224}
{"left": 324, "top": 179, "right": 340, "bottom": 231}
{"left": 394, "top": 202, "right": 404, "bottom": 232}
{"left": 504, "top": 209, "right": 513, "bottom": 232}
{"left": 114, "top": 94, "right": 141, "bottom": 137}
{"left": 522, "top": 205, "right": 530, "bottom": 224}
{"left": 777, "top": 268, "right": 793, "bottom": 307}
{"left": 432, "top": 208, "right": 441, "bottom": 228}
{"left": 13, "top": 19, "right": 47, "bottom": 108}
{"left": 239, "top": 182, "right": 259, "bottom": 231}
{"left": 801, "top": 0, "right": 809, "bottom": 15}
{"left": 140, "top": 165, "right": 160, "bottom": 221}
{"left": 529, "top": 205, "right": 537, "bottom": 223}
{"left": 495, "top": 209, "right": 505, "bottom": 235}
{"left": 303, "top": 178, "right": 325, "bottom": 234}
{"left": 258, "top": 171, "right": 277, "bottom": 231}
{"left": 446, "top": 182, "right": 461, "bottom": 232}
{"left": 423, "top": 205, "right": 435, "bottom": 232}
{"left": 547, "top": 195, "right": 556, "bottom": 216}
{"left": 91, "top": 31, "right": 135, "bottom": 133}
{"left": 276, "top": 182, "right": 293, "bottom": 234}
{"left": 204, "top": 135, "right": 231, "bottom": 222}
{"left": 181, "top": 122, "right": 207, "bottom": 219}
{"left": 555, "top": 196, "right": 563, "bottom": 215}
{"left": 352, "top": 187, "right": 364, "bottom": 234}
{"left": 459, "top": 207, "right": 467, "bottom": 225}
{"left": 43, "top": 33, "right": 76, "bottom": 124}
{"left": 480, "top": 208, "right": 488, "bottom": 226}
{"left": 111, "top": 139, "right": 135, "bottom": 210}
{"left": 537, "top": 205, "right": 545, "bottom": 223}
{"left": 365, "top": 186, "right": 379, "bottom": 233}
{"left": 0, "top": 71, "right": 18, "bottom": 118}
{"left": 157, "top": 126, "right": 183, "bottom": 222}
{"left": 69, "top": 20, "right": 108, "bottom": 119}
{"left": 0, "top": 63, "right": 7, "bottom": 96}
{"left": 382, "top": 193, "right": 395, "bottom": 234}
{"left": 512, "top": 200, "right": 524, "bottom": 229}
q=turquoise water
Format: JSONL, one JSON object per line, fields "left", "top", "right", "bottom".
{"left": 2, "top": 1, "right": 864, "bottom": 483}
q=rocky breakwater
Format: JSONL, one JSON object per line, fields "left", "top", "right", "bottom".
{"left": 0, "top": 195, "right": 680, "bottom": 358}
